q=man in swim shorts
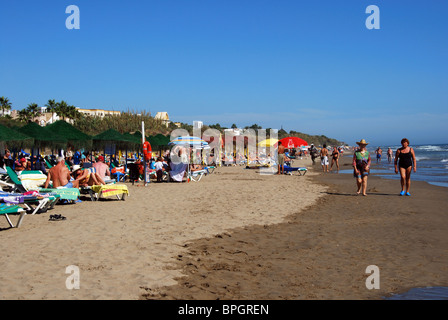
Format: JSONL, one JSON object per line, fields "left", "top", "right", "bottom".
{"left": 44, "top": 156, "right": 80, "bottom": 188}
{"left": 375, "top": 147, "right": 382, "bottom": 163}
{"left": 277, "top": 141, "right": 285, "bottom": 174}
{"left": 320, "top": 144, "right": 329, "bottom": 173}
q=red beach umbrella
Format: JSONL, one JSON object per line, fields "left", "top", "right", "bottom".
{"left": 279, "top": 137, "right": 308, "bottom": 149}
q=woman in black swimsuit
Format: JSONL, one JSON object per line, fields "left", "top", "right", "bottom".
{"left": 394, "top": 138, "right": 417, "bottom": 196}
{"left": 330, "top": 146, "right": 339, "bottom": 172}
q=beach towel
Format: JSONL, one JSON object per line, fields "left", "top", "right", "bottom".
{"left": 91, "top": 184, "right": 129, "bottom": 198}
{"left": 18, "top": 171, "right": 47, "bottom": 190}
{"left": 169, "top": 162, "right": 188, "bottom": 182}
{"left": 38, "top": 188, "right": 81, "bottom": 201}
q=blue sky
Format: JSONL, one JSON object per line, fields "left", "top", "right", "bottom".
{"left": 1, "top": 0, "right": 447, "bottom": 146}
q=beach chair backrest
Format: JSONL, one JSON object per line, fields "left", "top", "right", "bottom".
{"left": 6, "top": 166, "right": 22, "bottom": 185}
{"left": 45, "top": 158, "right": 53, "bottom": 169}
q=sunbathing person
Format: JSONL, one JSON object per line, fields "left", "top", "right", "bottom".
{"left": 72, "top": 165, "right": 105, "bottom": 187}
{"left": 190, "top": 164, "right": 204, "bottom": 171}
{"left": 92, "top": 155, "right": 111, "bottom": 180}
{"left": 44, "top": 156, "right": 79, "bottom": 188}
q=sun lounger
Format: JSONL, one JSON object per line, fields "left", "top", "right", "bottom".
{"left": 188, "top": 169, "right": 207, "bottom": 182}
{"left": 0, "top": 203, "right": 27, "bottom": 228}
{"left": 38, "top": 187, "right": 81, "bottom": 202}
{"left": 18, "top": 171, "right": 47, "bottom": 190}
{"left": 0, "top": 191, "right": 60, "bottom": 216}
{"left": 82, "top": 184, "right": 129, "bottom": 201}
{"left": 204, "top": 166, "right": 216, "bottom": 174}
{"left": 283, "top": 165, "right": 308, "bottom": 176}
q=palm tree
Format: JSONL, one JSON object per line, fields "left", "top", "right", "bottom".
{"left": 45, "top": 99, "right": 57, "bottom": 123}
{"left": 18, "top": 109, "right": 31, "bottom": 123}
{"left": 0, "top": 96, "right": 12, "bottom": 116}
{"left": 55, "top": 100, "right": 70, "bottom": 121}
{"left": 26, "top": 103, "right": 41, "bottom": 121}
{"left": 67, "top": 105, "right": 81, "bottom": 122}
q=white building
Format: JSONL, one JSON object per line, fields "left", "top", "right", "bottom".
{"left": 193, "top": 121, "right": 203, "bottom": 130}
{"left": 155, "top": 112, "right": 170, "bottom": 127}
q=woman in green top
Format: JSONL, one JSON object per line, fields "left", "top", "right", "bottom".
{"left": 352, "top": 139, "right": 371, "bottom": 196}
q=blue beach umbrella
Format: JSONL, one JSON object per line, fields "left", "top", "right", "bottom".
{"left": 168, "top": 136, "right": 209, "bottom": 149}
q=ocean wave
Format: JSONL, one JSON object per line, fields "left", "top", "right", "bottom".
{"left": 416, "top": 145, "right": 448, "bottom": 152}
{"left": 415, "top": 156, "right": 430, "bottom": 161}
{"left": 441, "top": 159, "right": 448, "bottom": 163}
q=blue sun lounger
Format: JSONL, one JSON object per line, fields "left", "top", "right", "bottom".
{"left": 283, "top": 164, "right": 308, "bottom": 176}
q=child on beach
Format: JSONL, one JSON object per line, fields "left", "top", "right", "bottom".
{"left": 155, "top": 157, "right": 164, "bottom": 182}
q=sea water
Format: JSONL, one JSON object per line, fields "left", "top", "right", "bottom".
{"left": 385, "top": 286, "right": 448, "bottom": 300}
{"left": 341, "top": 144, "right": 448, "bottom": 188}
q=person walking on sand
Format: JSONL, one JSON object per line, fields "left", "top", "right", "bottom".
{"left": 352, "top": 139, "right": 371, "bottom": 196}
{"left": 277, "top": 141, "right": 285, "bottom": 175}
{"left": 394, "top": 138, "right": 417, "bottom": 196}
{"left": 320, "top": 144, "right": 329, "bottom": 173}
{"left": 330, "top": 146, "right": 340, "bottom": 173}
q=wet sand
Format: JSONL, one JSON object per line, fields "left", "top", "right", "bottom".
{"left": 142, "top": 155, "right": 448, "bottom": 300}
{"left": 2, "top": 154, "right": 447, "bottom": 300}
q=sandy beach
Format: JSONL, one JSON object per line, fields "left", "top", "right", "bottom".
{"left": 0, "top": 159, "right": 322, "bottom": 300}
{"left": 1, "top": 154, "right": 448, "bottom": 300}
{"left": 142, "top": 155, "right": 448, "bottom": 300}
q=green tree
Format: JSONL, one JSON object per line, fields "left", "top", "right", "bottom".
{"left": 45, "top": 99, "right": 58, "bottom": 123}
{"left": 67, "top": 105, "right": 81, "bottom": 121}
{"left": 18, "top": 108, "right": 31, "bottom": 123}
{"left": 231, "top": 123, "right": 237, "bottom": 129}
{"left": 0, "top": 96, "right": 12, "bottom": 116}
{"left": 26, "top": 103, "right": 41, "bottom": 120}
{"left": 55, "top": 100, "right": 70, "bottom": 121}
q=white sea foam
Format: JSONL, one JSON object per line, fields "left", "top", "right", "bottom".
{"left": 417, "top": 145, "right": 447, "bottom": 152}
{"left": 441, "top": 159, "right": 448, "bottom": 163}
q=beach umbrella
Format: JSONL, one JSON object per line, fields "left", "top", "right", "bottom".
{"left": 257, "top": 138, "right": 278, "bottom": 147}
{"left": 46, "top": 120, "right": 92, "bottom": 149}
{"left": 168, "top": 136, "right": 209, "bottom": 149}
{"left": 0, "top": 124, "right": 34, "bottom": 148}
{"left": 279, "top": 137, "right": 308, "bottom": 149}
{"left": 154, "top": 133, "right": 170, "bottom": 147}
{"left": 93, "top": 128, "right": 140, "bottom": 151}
{"left": 17, "top": 122, "right": 67, "bottom": 149}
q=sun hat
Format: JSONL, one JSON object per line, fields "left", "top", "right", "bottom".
{"left": 356, "top": 139, "right": 369, "bottom": 146}
{"left": 72, "top": 165, "right": 81, "bottom": 172}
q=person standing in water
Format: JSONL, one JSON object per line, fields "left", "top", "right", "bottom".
{"left": 352, "top": 139, "right": 371, "bottom": 196}
{"left": 375, "top": 147, "right": 383, "bottom": 163}
{"left": 387, "top": 147, "right": 394, "bottom": 163}
{"left": 394, "top": 138, "right": 417, "bottom": 196}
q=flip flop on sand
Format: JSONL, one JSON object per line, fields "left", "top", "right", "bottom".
{"left": 400, "top": 191, "right": 406, "bottom": 196}
{"left": 49, "top": 214, "right": 67, "bottom": 221}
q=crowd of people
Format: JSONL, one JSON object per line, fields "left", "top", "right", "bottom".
{"left": 1, "top": 137, "right": 417, "bottom": 197}
{"left": 275, "top": 138, "right": 417, "bottom": 198}
{"left": 0, "top": 149, "right": 116, "bottom": 190}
